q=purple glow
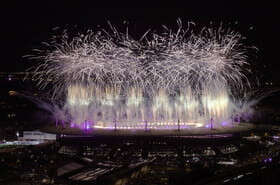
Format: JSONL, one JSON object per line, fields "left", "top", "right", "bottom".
{"left": 221, "top": 121, "right": 228, "bottom": 126}
{"left": 61, "top": 120, "right": 65, "bottom": 128}
{"left": 264, "top": 158, "right": 272, "bottom": 163}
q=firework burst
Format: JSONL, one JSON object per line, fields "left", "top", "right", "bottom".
{"left": 29, "top": 20, "right": 254, "bottom": 130}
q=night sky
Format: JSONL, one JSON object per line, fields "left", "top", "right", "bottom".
{"left": 1, "top": 1, "right": 279, "bottom": 83}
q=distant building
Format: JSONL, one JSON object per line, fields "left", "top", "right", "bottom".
{"left": 20, "top": 131, "right": 56, "bottom": 141}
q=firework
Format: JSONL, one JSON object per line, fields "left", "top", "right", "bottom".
{"left": 30, "top": 20, "right": 253, "bottom": 130}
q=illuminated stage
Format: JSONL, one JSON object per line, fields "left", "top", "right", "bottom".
{"left": 42, "top": 122, "right": 255, "bottom": 136}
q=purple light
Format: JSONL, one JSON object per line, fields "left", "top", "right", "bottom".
{"left": 81, "top": 121, "right": 93, "bottom": 131}
{"left": 62, "top": 120, "right": 65, "bottom": 128}
{"left": 221, "top": 121, "right": 228, "bottom": 126}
